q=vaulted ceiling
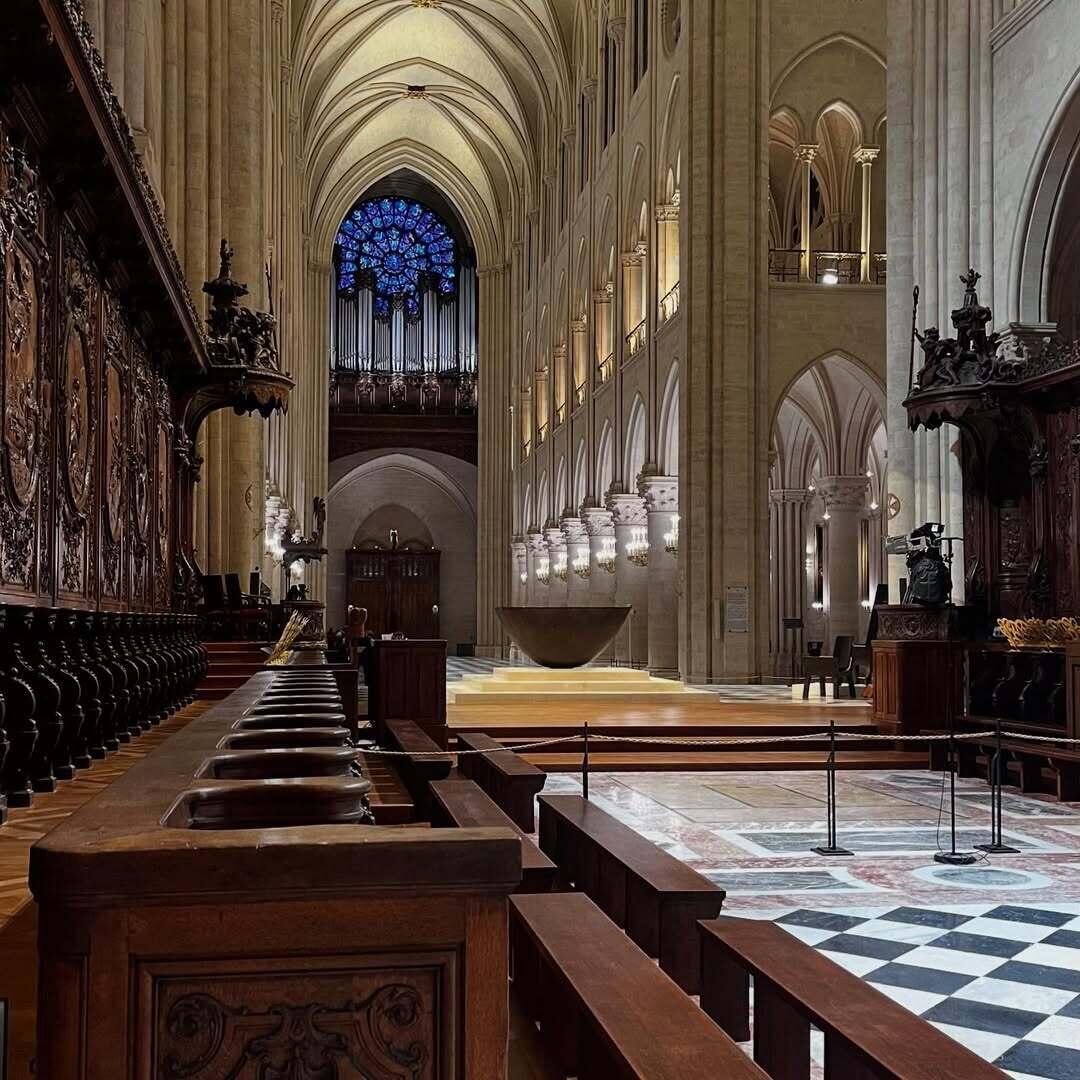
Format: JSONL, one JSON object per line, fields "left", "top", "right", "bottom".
{"left": 294, "top": 0, "right": 577, "bottom": 264}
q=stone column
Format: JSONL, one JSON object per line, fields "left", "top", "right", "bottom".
{"left": 854, "top": 146, "right": 879, "bottom": 283}
{"left": 608, "top": 494, "right": 648, "bottom": 666}
{"left": 545, "top": 528, "right": 569, "bottom": 606}
{"left": 510, "top": 538, "right": 528, "bottom": 607}
{"left": 581, "top": 506, "right": 617, "bottom": 662}
{"left": 769, "top": 488, "right": 809, "bottom": 678}
{"left": 562, "top": 517, "right": 590, "bottom": 606}
{"left": 639, "top": 476, "right": 679, "bottom": 677}
{"left": 818, "top": 476, "right": 869, "bottom": 642}
{"left": 526, "top": 532, "right": 548, "bottom": 607}
{"left": 795, "top": 144, "right": 818, "bottom": 282}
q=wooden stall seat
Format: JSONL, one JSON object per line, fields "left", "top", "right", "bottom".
{"left": 383, "top": 717, "right": 453, "bottom": 818}
{"left": 537, "top": 794, "right": 725, "bottom": 994}
{"left": 430, "top": 779, "right": 557, "bottom": 893}
{"left": 699, "top": 917, "right": 1006, "bottom": 1079}
{"left": 948, "top": 735, "right": 1080, "bottom": 802}
{"left": 511, "top": 892, "right": 766, "bottom": 1080}
{"left": 455, "top": 730, "right": 547, "bottom": 831}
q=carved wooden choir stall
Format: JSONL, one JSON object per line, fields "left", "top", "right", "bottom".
{"left": 873, "top": 269, "right": 1080, "bottom": 797}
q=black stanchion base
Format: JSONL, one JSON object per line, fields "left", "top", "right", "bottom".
{"left": 975, "top": 842, "right": 1020, "bottom": 854}
{"left": 934, "top": 851, "right": 977, "bottom": 865}
{"left": 813, "top": 845, "right": 853, "bottom": 857}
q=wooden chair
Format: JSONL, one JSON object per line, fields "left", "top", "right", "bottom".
{"left": 223, "top": 572, "right": 270, "bottom": 640}
{"left": 802, "top": 635, "right": 856, "bottom": 699}
{"left": 852, "top": 583, "right": 887, "bottom": 687}
{"left": 197, "top": 574, "right": 228, "bottom": 638}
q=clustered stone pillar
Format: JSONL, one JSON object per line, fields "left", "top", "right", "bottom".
{"left": 582, "top": 506, "right": 616, "bottom": 663}
{"left": 608, "top": 494, "right": 649, "bottom": 666}
{"left": 769, "top": 488, "right": 809, "bottom": 677}
{"left": 818, "top": 476, "right": 869, "bottom": 641}
{"left": 639, "top": 476, "right": 679, "bottom": 677}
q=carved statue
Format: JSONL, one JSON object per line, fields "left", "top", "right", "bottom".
{"left": 202, "top": 239, "right": 280, "bottom": 371}
{"left": 911, "top": 269, "right": 1002, "bottom": 392}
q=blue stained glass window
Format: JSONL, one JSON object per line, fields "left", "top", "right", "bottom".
{"left": 335, "top": 197, "right": 457, "bottom": 316}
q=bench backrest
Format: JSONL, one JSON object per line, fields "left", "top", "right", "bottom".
{"left": 456, "top": 731, "right": 546, "bottom": 778}
{"left": 540, "top": 793, "right": 721, "bottom": 895}
{"left": 512, "top": 893, "right": 766, "bottom": 1079}
{"left": 700, "top": 917, "right": 1007, "bottom": 1079}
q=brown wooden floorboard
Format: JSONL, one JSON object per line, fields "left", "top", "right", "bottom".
{"left": 0, "top": 702, "right": 209, "bottom": 1080}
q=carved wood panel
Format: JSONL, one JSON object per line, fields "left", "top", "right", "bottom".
{"left": 0, "top": 117, "right": 178, "bottom": 613}
{"left": 149, "top": 962, "right": 444, "bottom": 1079}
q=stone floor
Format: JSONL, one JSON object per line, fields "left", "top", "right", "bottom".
{"left": 540, "top": 769, "right": 1080, "bottom": 1079}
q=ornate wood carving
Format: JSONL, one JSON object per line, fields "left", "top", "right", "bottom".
{"left": 153, "top": 970, "right": 437, "bottom": 1080}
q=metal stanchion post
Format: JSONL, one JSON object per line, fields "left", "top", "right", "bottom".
{"left": 582, "top": 721, "right": 590, "bottom": 800}
{"left": 813, "top": 718, "right": 852, "bottom": 856}
{"left": 976, "top": 719, "right": 1019, "bottom": 854}
{"left": 935, "top": 721, "right": 977, "bottom": 865}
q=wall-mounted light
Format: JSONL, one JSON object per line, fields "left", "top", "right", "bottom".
{"left": 597, "top": 537, "right": 617, "bottom": 574}
{"left": 811, "top": 600, "right": 824, "bottom": 610}
{"left": 821, "top": 270, "right": 839, "bottom": 286}
{"left": 870, "top": 500, "right": 879, "bottom": 511}
{"left": 535, "top": 557, "right": 551, "bottom": 586}
{"left": 572, "top": 554, "right": 591, "bottom": 579}
{"left": 554, "top": 554, "right": 568, "bottom": 583}
{"left": 625, "top": 526, "right": 649, "bottom": 567}
{"left": 861, "top": 599, "right": 873, "bottom": 609}
{"left": 822, "top": 510, "right": 831, "bottom": 521}
{"left": 519, "top": 570, "right": 528, "bottom": 586}
{"left": 808, "top": 482, "right": 816, "bottom": 493}
{"left": 663, "top": 514, "right": 680, "bottom": 557}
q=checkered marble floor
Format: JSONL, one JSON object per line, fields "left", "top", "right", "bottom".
{"left": 765, "top": 903, "right": 1080, "bottom": 1079}
{"left": 538, "top": 770, "right": 1080, "bottom": 1078}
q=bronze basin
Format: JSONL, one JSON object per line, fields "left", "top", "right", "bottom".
{"left": 495, "top": 606, "right": 632, "bottom": 668}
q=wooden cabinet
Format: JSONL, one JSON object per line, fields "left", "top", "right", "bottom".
{"left": 346, "top": 549, "right": 440, "bottom": 639}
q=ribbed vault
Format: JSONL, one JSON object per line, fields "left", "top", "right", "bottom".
{"left": 294, "top": 0, "right": 575, "bottom": 263}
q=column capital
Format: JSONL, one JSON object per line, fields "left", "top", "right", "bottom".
{"left": 510, "top": 537, "right": 528, "bottom": 556}
{"left": 571, "top": 316, "right": 588, "bottom": 334}
{"left": 560, "top": 516, "right": 588, "bottom": 544}
{"left": 580, "top": 506, "right": 615, "bottom": 537}
{"left": 526, "top": 531, "right": 547, "bottom": 555}
{"left": 853, "top": 145, "right": 880, "bottom": 166}
{"left": 817, "top": 475, "right": 869, "bottom": 510}
{"left": 794, "top": 143, "right": 819, "bottom": 165}
{"left": 582, "top": 78, "right": 599, "bottom": 103}
{"left": 607, "top": 16, "right": 627, "bottom": 44}
{"left": 544, "top": 527, "right": 567, "bottom": 552}
{"left": 769, "top": 487, "right": 810, "bottom": 505}
{"left": 561, "top": 126, "right": 576, "bottom": 147}
{"left": 655, "top": 202, "right": 680, "bottom": 222}
{"left": 637, "top": 474, "right": 679, "bottom": 513}
{"left": 270, "top": 0, "right": 286, "bottom": 23}
{"left": 998, "top": 321, "right": 1059, "bottom": 365}
{"left": 606, "top": 492, "right": 647, "bottom": 526}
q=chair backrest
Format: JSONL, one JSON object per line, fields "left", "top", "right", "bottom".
{"left": 224, "top": 573, "right": 244, "bottom": 607}
{"left": 200, "top": 574, "right": 226, "bottom": 608}
{"left": 860, "top": 583, "right": 889, "bottom": 645}
{"left": 832, "top": 635, "right": 854, "bottom": 670}
{"left": 806, "top": 640, "right": 824, "bottom": 656}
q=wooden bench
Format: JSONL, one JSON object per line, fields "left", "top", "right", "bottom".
{"left": 699, "top": 917, "right": 1007, "bottom": 1079}
{"left": 511, "top": 892, "right": 766, "bottom": 1080}
{"left": 955, "top": 735, "right": 1080, "bottom": 801}
{"left": 455, "top": 730, "right": 547, "bottom": 831}
{"left": 538, "top": 793, "right": 724, "bottom": 994}
{"left": 382, "top": 717, "right": 453, "bottom": 818}
{"left": 430, "top": 779, "right": 557, "bottom": 893}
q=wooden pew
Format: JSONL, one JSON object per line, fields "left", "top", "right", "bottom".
{"left": 537, "top": 793, "right": 724, "bottom": 994}
{"left": 699, "top": 917, "right": 1007, "bottom": 1079}
{"left": 383, "top": 717, "right": 452, "bottom": 818}
{"left": 511, "top": 892, "right": 766, "bottom": 1079}
{"left": 430, "top": 779, "right": 557, "bottom": 893}
{"left": 455, "top": 730, "right": 547, "bottom": 830}
{"left": 948, "top": 735, "right": 1080, "bottom": 802}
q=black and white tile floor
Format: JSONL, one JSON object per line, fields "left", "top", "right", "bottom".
{"left": 761, "top": 902, "right": 1080, "bottom": 1079}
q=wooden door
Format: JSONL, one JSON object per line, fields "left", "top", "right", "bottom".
{"left": 346, "top": 549, "right": 440, "bottom": 639}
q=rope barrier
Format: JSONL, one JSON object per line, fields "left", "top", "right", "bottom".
{"left": 346, "top": 727, "right": 1080, "bottom": 758}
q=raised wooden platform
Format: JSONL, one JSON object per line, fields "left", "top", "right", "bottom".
{"left": 447, "top": 696, "right": 920, "bottom": 772}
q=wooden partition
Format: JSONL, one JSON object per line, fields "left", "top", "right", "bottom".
{"left": 368, "top": 638, "right": 448, "bottom": 746}
{"left": 30, "top": 671, "right": 519, "bottom": 1079}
